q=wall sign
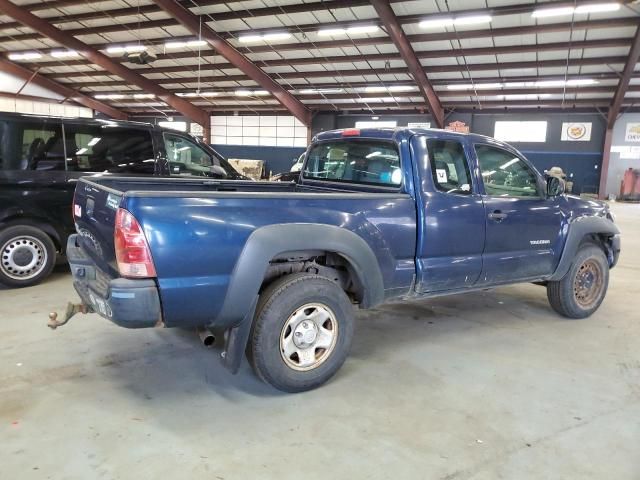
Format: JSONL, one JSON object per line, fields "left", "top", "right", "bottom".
{"left": 561, "top": 122, "right": 592, "bottom": 141}
{"left": 625, "top": 123, "right": 640, "bottom": 142}
{"left": 407, "top": 122, "right": 431, "bottom": 129}
{"left": 190, "top": 123, "right": 204, "bottom": 137}
{"left": 445, "top": 121, "right": 469, "bottom": 133}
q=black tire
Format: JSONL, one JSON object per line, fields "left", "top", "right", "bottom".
{"left": 249, "top": 273, "right": 355, "bottom": 393}
{"left": 0, "top": 225, "right": 56, "bottom": 288}
{"left": 547, "top": 244, "right": 609, "bottom": 319}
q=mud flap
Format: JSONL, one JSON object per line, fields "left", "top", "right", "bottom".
{"left": 222, "top": 295, "right": 258, "bottom": 374}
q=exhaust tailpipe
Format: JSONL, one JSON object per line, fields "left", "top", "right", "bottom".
{"left": 197, "top": 327, "right": 216, "bottom": 347}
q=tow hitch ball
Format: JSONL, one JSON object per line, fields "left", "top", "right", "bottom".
{"left": 48, "top": 302, "right": 93, "bottom": 330}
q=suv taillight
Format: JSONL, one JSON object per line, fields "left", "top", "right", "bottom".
{"left": 114, "top": 208, "right": 156, "bottom": 278}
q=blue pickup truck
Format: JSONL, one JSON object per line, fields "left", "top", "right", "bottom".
{"left": 61, "top": 127, "right": 620, "bottom": 392}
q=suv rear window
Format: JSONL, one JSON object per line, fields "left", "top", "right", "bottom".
{"left": 303, "top": 139, "right": 401, "bottom": 187}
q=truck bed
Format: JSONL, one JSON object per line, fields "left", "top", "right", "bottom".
{"left": 72, "top": 175, "right": 418, "bottom": 329}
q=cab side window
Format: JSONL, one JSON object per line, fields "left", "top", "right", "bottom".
{"left": 18, "top": 121, "right": 65, "bottom": 171}
{"left": 427, "top": 139, "right": 472, "bottom": 195}
{"left": 65, "top": 125, "right": 155, "bottom": 174}
{"left": 475, "top": 144, "right": 540, "bottom": 198}
{"left": 164, "top": 133, "right": 216, "bottom": 176}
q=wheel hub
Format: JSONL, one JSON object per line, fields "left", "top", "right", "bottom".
{"left": 1, "top": 236, "right": 47, "bottom": 280}
{"left": 293, "top": 321, "right": 318, "bottom": 348}
{"left": 573, "top": 259, "right": 603, "bottom": 308}
{"left": 280, "top": 303, "right": 338, "bottom": 371}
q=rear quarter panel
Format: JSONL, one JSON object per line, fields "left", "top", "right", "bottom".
{"left": 124, "top": 193, "right": 417, "bottom": 328}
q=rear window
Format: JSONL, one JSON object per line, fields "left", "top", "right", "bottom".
{"left": 303, "top": 139, "right": 401, "bottom": 187}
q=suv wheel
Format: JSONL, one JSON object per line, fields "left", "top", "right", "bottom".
{"left": 249, "top": 273, "right": 355, "bottom": 392}
{"left": 547, "top": 244, "right": 609, "bottom": 319}
{"left": 0, "top": 225, "right": 56, "bottom": 288}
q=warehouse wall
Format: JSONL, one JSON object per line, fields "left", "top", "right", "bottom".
{"left": 605, "top": 113, "right": 640, "bottom": 198}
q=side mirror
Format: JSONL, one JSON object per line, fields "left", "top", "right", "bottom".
{"left": 546, "top": 176, "right": 565, "bottom": 197}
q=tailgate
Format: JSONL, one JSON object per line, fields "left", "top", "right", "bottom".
{"left": 72, "top": 178, "right": 122, "bottom": 275}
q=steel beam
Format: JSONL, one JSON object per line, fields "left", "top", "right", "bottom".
{"left": 0, "top": 57, "right": 127, "bottom": 119}
{"left": 151, "top": 0, "right": 311, "bottom": 126}
{"left": 0, "top": 0, "right": 209, "bottom": 127}
{"left": 370, "top": 0, "right": 443, "bottom": 127}
{"left": 600, "top": 24, "right": 640, "bottom": 198}
{"left": 607, "top": 25, "right": 640, "bottom": 129}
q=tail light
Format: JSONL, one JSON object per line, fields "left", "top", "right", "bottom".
{"left": 114, "top": 208, "right": 156, "bottom": 278}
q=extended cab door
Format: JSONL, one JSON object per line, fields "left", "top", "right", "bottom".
{"left": 413, "top": 134, "right": 485, "bottom": 293}
{"left": 473, "top": 142, "right": 564, "bottom": 285}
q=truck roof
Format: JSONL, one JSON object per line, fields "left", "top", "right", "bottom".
{"left": 0, "top": 111, "right": 176, "bottom": 133}
{"left": 314, "top": 127, "right": 494, "bottom": 144}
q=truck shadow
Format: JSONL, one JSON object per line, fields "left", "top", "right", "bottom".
{"left": 93, "top": 285, "right": 553, "bottom": 402}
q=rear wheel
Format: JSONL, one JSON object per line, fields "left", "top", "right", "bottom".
{"left": 547, "top": 244, "right": 609, "bottom": 319}
{"left": 249, "top": 273, "right": 355, "bottom": 393}
{"left": 0, "top": 225, "right": 56, "bottom": 288}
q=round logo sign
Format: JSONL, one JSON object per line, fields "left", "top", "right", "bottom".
{"left": 566, "top": 123, "right": 586, "bottom": 140}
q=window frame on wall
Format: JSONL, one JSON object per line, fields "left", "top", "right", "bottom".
{"left": 474, "top": 143, "right": 543, "bottom": 199}
{"left": 493, "top": 121, "right": 548, "bottom": 143}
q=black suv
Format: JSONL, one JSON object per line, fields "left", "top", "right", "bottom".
{"left": 0, "top": 112, "right": 245, "bottom": 288}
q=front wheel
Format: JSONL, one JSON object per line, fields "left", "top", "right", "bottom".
{"left": 249, "top": 273, "right": 355, "bottom": 393}
{"left": 547, "top": 244, "right": 609, "bottom": 319}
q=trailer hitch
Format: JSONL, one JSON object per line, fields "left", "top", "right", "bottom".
{"left": 48, "top": 302, "right": 93, "bottom": 330}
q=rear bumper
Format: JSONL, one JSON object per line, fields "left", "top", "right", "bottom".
{"left": 67, "top": 234, "right": 162, "bottom": 328}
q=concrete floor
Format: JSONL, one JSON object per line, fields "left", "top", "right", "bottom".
{"left": 1, "top": 203, "right": 639, "bottom": 480}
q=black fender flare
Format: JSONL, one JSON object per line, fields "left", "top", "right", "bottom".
{"left": 549, "top": 215, "right": 620, "bottom": 281}
{"left": 217, "top": 223, "right": 385, "bottom": 328}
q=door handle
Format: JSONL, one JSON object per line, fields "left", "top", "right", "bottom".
{"left": 488, "top": 210, "right": 508, "bottom": 221}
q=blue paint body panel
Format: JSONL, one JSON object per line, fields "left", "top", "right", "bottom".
{"left": 72, "top": 127, "right": 615, "bottom": 329}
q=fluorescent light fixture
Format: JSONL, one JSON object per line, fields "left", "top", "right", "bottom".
{"left": 262, "top": 32, "right": 292, "bottom": 41}
{"left": 447, "top": 83, "right": 502, "bottom": 90}
{"left": 419, "top": 17, "right": 455, "bottom": 29}
{"left": 87, "top": 137, "right": 101, "bottom": 147}
{"left": 499, "top": 158, "right": 519, "bottom": 170}
{"left": 200, "top": 91, "right": 219, "bottom": 97}
{"left": 454, "top": 15, "right": 492, "bottom": 25}
{"left": 165, "top": 41, "right": 187, "bottom": 48}
{"left": 531, "top": 6, "right": 575, "bottom": 18}
{"left": 365, "top": 86, "right": 388, "bottom": 93}
{"left": 8, "top": 52, "right": 42, "bottom": 60}
{"left": 234, "top": 89, "right": 268, "bottom": 96}
{"left": 298, "top": 88, "right": 344, "bottom": 94}
{"left": 187, "top": 40, "right": 207, "bottom": 47}
{"left": 535, "top": 78, "right": 597, "bottom": 88}
{"left": 238, "top": 32, "right": 291, "bottom": 43}
{"left": 317, "top": 28, "right": 346, "bottom": 36}
{"left": 133, "top": 93, "right": 155, "bottom": 99}
{"left": 388, "top": 85, "right": 415, "bottom": 92}
{"left": 106, "top": 45, "right": 147, "bottom": 54}
{"left": 566, "top": 78, "right": 598, "bottom": 86}
{"left": 51, "top": 50, "right": 78, "bottom": 58}
{"left": 238, "top": 35, "right": 263, "bottom": 43}
{"left": 346, "top": 25, "right": 379, "bottom": 34}
{"left": 94, "top": 94, "right": 125, "bottom": 99}
{"left": 76, "top": 148, "right": 88, "bottom": 155}
{"left": 575, "top": 3, "right": 621, "bottom": 14}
